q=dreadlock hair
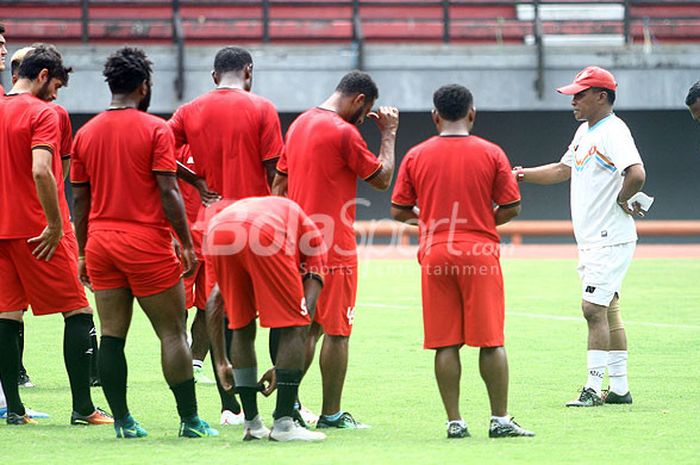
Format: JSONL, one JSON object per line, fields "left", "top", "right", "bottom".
{"left": 103, "top": 47, "right": 153, "bottom": 94}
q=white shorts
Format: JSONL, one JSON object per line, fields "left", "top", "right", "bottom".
{"left": 577, "top": 241, "right": 636, "bottom": 307}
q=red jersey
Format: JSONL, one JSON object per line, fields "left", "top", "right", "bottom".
{"left": 207, "top": 196, "right": 327, "bottom": 277}
{"left": 168, "top": 88, "right": 283, "bottom": 201}
{"left": 391, "top": 135, "right": 520, "bottom": 252}
{"left": 49, "top": 102, "right": 73, "bottom": 161}
{"left": 276, "top": 108, "right": 381, "bottom": 266}
{"left": 71, "top": 108, "right": 177, "bottom": 234}
{"left": 176, "top": 145, "right": 202, "bottom": 224}
{"left": 0, "top": 93, "right": 68, "bottom": 239}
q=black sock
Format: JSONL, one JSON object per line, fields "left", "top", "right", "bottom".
{"left": 211, "top": 352, "right": 241, "bottom": 414}
{"left": 269, "top": 328, "right": 281, "bottom": 366}
{"left": 237, "top": 387, "right": 259, "bottom": 421}
{"left": 170, "top": 378, "right": 197, "bottom": 420}
{"left": 0, "top": 319, "right": 25, "bottom": 416}
{"left": 18, "top": 318, "right": 27, "bottom": 375}
{"left": 89, "top": 318, "right": 99, "bottom": 381}
{"left": 274, "top": 368, "right": 302, "bottom": 420}
{"left": 64, "top": 314, "right": 95, "bottom": 415}
{"left": 99, "top": 336, "right": 129, "bottom": 420}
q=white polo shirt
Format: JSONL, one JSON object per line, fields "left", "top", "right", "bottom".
{"left": 560, "top": 114, "right": 643, "bottom": 249}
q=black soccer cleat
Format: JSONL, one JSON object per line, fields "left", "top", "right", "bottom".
{"left": 565, "top": 387, "right": 604, "bottom": 407}
{"left": 488, "top": 418, "right": 535, "bottom": 438}
{"left": 603, "top": 390, "right": 633, "bottom": 404}
{"left": 446, "top": 421, "right": 470, "bottom": 438}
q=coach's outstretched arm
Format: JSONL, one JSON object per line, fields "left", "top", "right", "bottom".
{"left": 366, "top": 106, "right": 400, "bottom": 191}
{"left": 515, "top": 162, "right": 571, "bottom": 185}
{"left": 156, "top": 173, "right": 197, "bottom": 277}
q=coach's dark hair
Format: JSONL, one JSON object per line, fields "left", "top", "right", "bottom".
{"left": 214, "top": 46, "right": 252, "bottom": 74}
{"left": 591, "top": 87, "right": 616, "bottom": 105}
{"left": 433, "top": 84, "right": 473, "bottom": 121}
{"left": 18, "top": 44, "right": 72, "bottom": 85}
{"left": 685, "top": 81, "right": 700, "bottom": 106}
{"left": 103, "top": 47, "right": 152, "bottom": 94}
{"left": 336, "top": 71, "right": 378, "bottom": 102}
{"left": 0, "top": 24, "right": 5, "bottom": 34}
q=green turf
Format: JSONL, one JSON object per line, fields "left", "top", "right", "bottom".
{"left": 4, "top": 259, "right": 699, "bottom": 464}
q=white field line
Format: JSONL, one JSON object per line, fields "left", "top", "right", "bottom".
{"left": 359, "top": 302, "right": 700, "bottom": 331}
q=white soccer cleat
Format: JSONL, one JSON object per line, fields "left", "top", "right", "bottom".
{"left": 193, "top": 367, "right": 216, "bottom": 385}
{"left": 269, "top": 417, "right": 327, "bottom": 442}
{"left": 298, "top": 404, "right": 319, "bottom": 426}
{"left": 220, "top": 409, "right": 244, "bottom": 426}
{"left": 242, "top": 414, "right": 270, "bottom": 441}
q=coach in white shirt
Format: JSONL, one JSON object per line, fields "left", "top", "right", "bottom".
{"left": 514, "top": 66, "right": 646, "bottom": 407}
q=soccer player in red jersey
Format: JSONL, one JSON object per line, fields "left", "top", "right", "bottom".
{"left": 272, "top": 71, "right": 399, "bottom": 428}
{"left": 391, "top": 84, "right": 534, "bottom": 438}
{"left": 206, "top": 196, "right": 328, "bottom": 442}
{"left": 9, "top": 45, "right": 102, "bottom": 390}
{"left": 71, "top": 47, "right": 217, "bottom": 439}
{"left": 0, "top": 45, "right": 111, "bottom": 426}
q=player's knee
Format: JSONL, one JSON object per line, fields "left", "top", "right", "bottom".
{"left": 607, "top": 297, "right": 624, "bottom": 332}
{"left": 581, "top": 300, "right": 607, "bottom": 323}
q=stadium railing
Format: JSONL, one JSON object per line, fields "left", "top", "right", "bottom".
{"left": 353, "top": 220, "right": 700, "bottom": 245}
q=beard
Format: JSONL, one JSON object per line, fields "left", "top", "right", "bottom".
{"left": 348, "top": 106, "right": 365, "bottom": 125}
{"left": 37, "top": 80, "right": 53, "bottom": 102}
{"left": 138, "top": 87, "right": 152, "bottom": 112}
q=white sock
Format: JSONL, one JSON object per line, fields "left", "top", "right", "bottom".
{"left": 585, "top": 350, "right": 607, "bottom": 395}
{"left": 491, "top": 415, "right": 511, "bottom": 426}
{"left": 447, "top": 419, "right": 466, "bottom": 427}
{"left": 608, "top": 350, "right": 629, "bottom": 394}
{"left": 192, "top": 359, "right": 203, "bottom": 370}
{"left": 0, "top": 380, "right": 6, "bottom": 409}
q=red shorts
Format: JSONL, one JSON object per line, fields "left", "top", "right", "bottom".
{"left": 184, "top": 229, "right": 207, "bottom": 309}
{"left": 0, "top": 232, "right": 89, "bottom": 315}
{"left": 210, "top": 246, "right": 309, "bottom": 330}
{"left": 420, "top": 242, "right": 505, "bottom": 349}
{"left": 315, "top": 265, "right": 357, "bottom": 337}
{"left": 86, "top": 228, "right": 182, "bottom": 298}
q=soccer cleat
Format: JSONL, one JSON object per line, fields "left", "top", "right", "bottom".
{"left": 0, "top": 406, "right": 49, "bottom": 419}
{"left": 603, "top": 390, "right": 633, "bottom": 404}
{"left": 220, "top": 409, "right": 245, "bottom": 426}
{"left": 316, "top": 411, "right": 369, "bottom": 429}
{"left": 447, "top": 420, "right": 470, "bottom": 438}
{"left": 565, "top": 387, "right": 604, "bottom": 407}
{"left": 193, "top": 367, "right": 216, "bottom": 385}
{"left": 6, "top": 412, "right": 38, "bottom": 425}
{"left": 297, "top": 404, "right": 319, "bottom": 426}
{"left": 114, "top": 414, "right": 148, "bottom": 439}
{"left": 71, "top": 407, "right": 114, "bottom": 425}
{"left": 243, "top": 415, "right": 271, "bottom": 441}
{"left": 488, "top": 418, "right": 535, "bottom": 438}
{"left": 179, "top": 416, "right": 219, "bottom": 438}
{"left": 269, "top": 417, "right": 326, "bottom": 442}
{"left": 17, "top": 372, "right": 34, "bottom": 388}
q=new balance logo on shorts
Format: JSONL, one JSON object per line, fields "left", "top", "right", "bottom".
{"left": 585, "top": 286, "right": 596, "bottom": 294}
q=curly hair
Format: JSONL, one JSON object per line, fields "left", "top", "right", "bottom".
{"left": 433, "top": 84, "right": 473, "bottom": 121}
{"left": 18, "top": 44, "right": 72, "bottom": 85}
{"left": 336, "top": 71, "right": 378, "bottom": 102}
{"left": 103, "top": 47, "right": 152, "bottom": 94}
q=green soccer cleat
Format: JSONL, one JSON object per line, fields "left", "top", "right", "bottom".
{"left": 114, "top": 414, "right": 148, "bottom": 439}
{"left": 565, "top": 387, "right": 604, "bottom": 407}
{"left": 603, "top": 390, "right": 633, "bottom": 404}
{"left": 179, "top": 416, "right": 219, "bottom": 438}
{"left": 488, "top": 418, "right": 535, "bottom": 438}
{"left": 316, "top": 412, "right": 369, "bottom": 429}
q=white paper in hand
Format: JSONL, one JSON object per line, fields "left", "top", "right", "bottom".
{"left": 627, "top": 192, "right": 654, "bottom": 212}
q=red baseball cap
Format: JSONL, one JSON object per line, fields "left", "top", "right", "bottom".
{"left": 556, "top": 66, "right": 617, "bottom": 95}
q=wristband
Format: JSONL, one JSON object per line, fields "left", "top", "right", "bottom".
{"left": 513, "top": 166, "right": 525, "bottom": 182}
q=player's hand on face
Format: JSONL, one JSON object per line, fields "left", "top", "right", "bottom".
{"left": 368, "top": 106, "right": 399, "bottom": 134}
{"left": 194, "top": 178, "right": 222, "bottom": 207}
{"left": 258, "top": 367, "right": 277, "bottom": 397}
{"left": 27, "top": 224, "right": 64, "bottom": 261}
{"left": 180, "top": 246, "right": 198, "bottom": 278}
{"left": 78, "top": 257, "right": 93, "bottom": 291}
{"left": 216, "top": 361, "right": 235, "bottom": 393}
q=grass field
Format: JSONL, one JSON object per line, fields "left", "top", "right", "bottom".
{"left": 3, "top": 258, "right": 699, "bottom": 465}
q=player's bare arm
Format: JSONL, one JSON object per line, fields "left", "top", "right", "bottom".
{"left": 205, "top": 284, "right": 234, "bottom": 392}
{"left": 367, "top": 106, "right": 399, "bottom": 191}
{"left": 72, "top": 183, "right": 92, "bottom": 289}
{"left": 494, "top": 202, "right": 522, "bottom": 226}
{"left": 175, "top": 160, "right": 221, "bottom": 206}
{"left": 516, "top": 162, "right": 571, "bottom": 185}
{"left": 391, "top": 205, "right": 419, "bottom": 224}
{"left": 271, "top": 172, "right": 288, "bottom": 196}
{"left": 28, "top": 147, "right": 64, "bottom": 261}
{"left": 156, "top": 173, "right": 197, "bottom": 277}
{"left": 62, "top": 158, "right": 70, "bottom": 180}
{"left": 617, "top": 163, "right": 646, "bottom": 217}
